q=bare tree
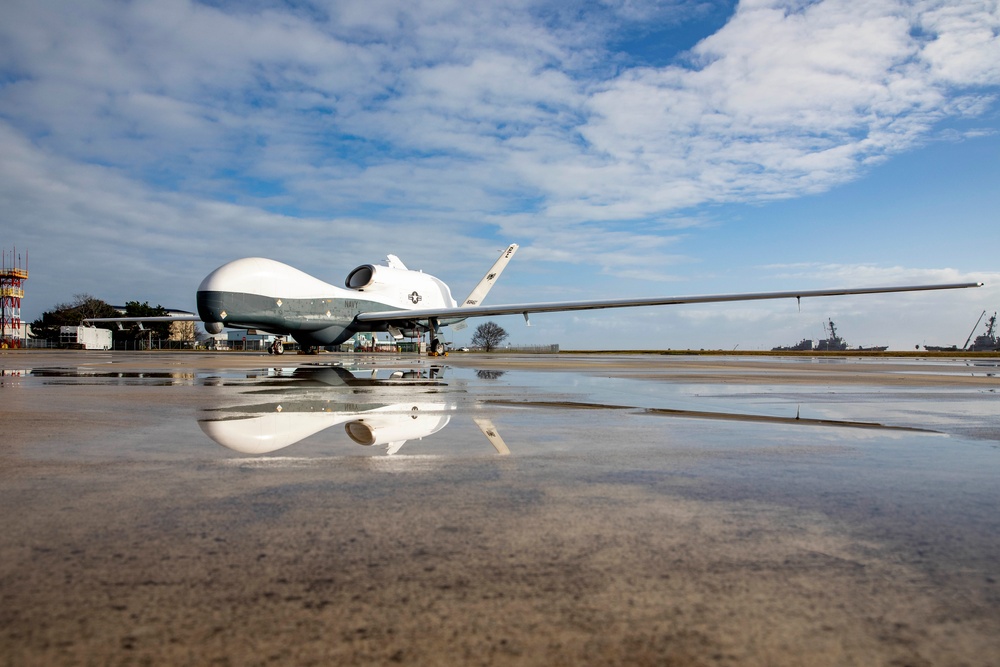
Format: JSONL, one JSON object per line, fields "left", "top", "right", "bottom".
{"left": 169, "top": 320, "right": 198, "bottom": 342}
{"left": 471, "top": 321, "right": 508, "bottom": 352}
{"left": 72, "top": 293, "right": 117, "bottom": 322}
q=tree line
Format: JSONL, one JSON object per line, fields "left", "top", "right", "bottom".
{"left": 29, "top": 294, "right": 198, "bottom": 344}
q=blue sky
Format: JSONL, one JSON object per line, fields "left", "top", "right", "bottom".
{"left": 1, "top": 0, "right": 998, "bottom": 350}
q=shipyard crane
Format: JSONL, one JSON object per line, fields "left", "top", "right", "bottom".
{"left": 962, "top": 310, "right": 987, "bottom": 350}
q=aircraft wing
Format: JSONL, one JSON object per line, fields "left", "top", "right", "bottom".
{"left": 356, "top": 281, "right": 983, "bottom": 323}
{"left": 84, "top": 316, "right": 201, "bottom": 324}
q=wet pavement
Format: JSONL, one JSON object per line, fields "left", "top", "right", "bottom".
{"left": 2, "top": 350, "right": 1000, "bottom": 665}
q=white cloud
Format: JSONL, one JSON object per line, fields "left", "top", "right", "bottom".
{"left": 4, "top": 0, "right": 996, "bottom": 221}
{"left": 1, "top": 0, "right": 998, "bottom": 348}
{"left": 578, "top": 0, "right": 1000, "bottom": 219}
{"left": 919, "top": 0, "right": 1000, "bottom": 86}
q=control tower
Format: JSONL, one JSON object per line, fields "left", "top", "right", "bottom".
{"left": 1, "top": 248, "right": 28, "bottom": 348}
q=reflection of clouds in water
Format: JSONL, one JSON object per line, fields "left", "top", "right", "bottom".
{"left": 804, "top": 398, "right": 999, "bottom": 432}
{"left": 196, "top": 359, "right": 983, "bottom": 462}
{"left": 218, "top": 457, "right": 327, "bottom": 468}
{"left": 780, "top": 426, "right": 945, "bottom": 444}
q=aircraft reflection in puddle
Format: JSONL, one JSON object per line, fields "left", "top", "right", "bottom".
{"left": 484, "top": 400, "right": 942, "bottom": 435}
{"left": 237, "top": 363, "right": 448, "bottom": 388}
{"left": 199, "top": 364, "right": 510, "bottom": 457}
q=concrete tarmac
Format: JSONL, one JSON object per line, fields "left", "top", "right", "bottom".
{"left": 2, "top": 350, "right": 1000, "bottom": 666}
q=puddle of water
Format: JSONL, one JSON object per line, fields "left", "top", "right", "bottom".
{"left": 6, "top": 360, "right": 1000, "bottom": 459}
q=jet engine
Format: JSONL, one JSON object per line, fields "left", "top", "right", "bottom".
{"left": 345, "top": 264, "right": 380, "bottom": 290}
{"left": 344, "top": 262, "right": 455, "bottom": 310}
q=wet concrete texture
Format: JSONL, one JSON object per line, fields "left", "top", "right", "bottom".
{"left": 1, "top": 351, "right": 999, "bottom": 665}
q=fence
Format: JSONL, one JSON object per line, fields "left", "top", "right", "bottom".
{"left": 488, "top": 344, "right": 560, "bottom": 353}
{"left": 19, "top": 338, "right": 201, "bottom": 351}
{"left": 17, "top": 338, "right": 561, "bottom": 354}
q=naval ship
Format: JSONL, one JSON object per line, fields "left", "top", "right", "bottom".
{"left": 924, "top": 310, "right": 1000, "bottom": 352}
{"left": 773, "top": 319, "right": 888, "bottom": 352}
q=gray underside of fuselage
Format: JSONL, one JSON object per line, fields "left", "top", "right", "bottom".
{"left": 197, "top": 290, "right": 405, "bottom": 346}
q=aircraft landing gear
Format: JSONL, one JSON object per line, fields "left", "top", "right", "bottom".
{"left": 267, "top": 339, "right": 285, "bottom": 355}
{"left": 427, "top": 318, "right": 448, "bottom": 357}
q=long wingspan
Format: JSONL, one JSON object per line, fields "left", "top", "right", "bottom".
{"left": 84, "top": 316, "right": 201, "bottom": 323}
{"left": 356, "top": 281, "right": 983, "bottom": 323}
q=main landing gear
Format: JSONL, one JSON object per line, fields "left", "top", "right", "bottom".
{"left": 429, "top": 338, "right": 448, "bottom": 357}
{"left": 427, "top": 318, "right": 448, "bottom": 357}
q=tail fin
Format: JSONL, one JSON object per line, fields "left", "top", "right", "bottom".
{"left": 450, "top": 243, "right": 518, "bottom": 331}
{"left": 461, "top": 243, "right": 518, "bottom": 307}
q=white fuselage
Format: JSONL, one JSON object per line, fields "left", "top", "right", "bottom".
{"left": 196, "top": 257, "right": 457, "bottom": 346}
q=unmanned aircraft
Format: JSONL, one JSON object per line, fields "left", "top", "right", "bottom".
{"left": 87, "top": 243, "right": 982, "bottom": 354}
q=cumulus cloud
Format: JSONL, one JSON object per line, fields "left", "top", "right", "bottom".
{"left": 580, "top": 0, "right": 999, "bottom": 214}
{"left": 4, "top": 1, "right": 995, "bottom": 218}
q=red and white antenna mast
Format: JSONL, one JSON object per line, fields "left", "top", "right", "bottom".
{"left": 1, "top": 247, "right": 28, "bottom": 348}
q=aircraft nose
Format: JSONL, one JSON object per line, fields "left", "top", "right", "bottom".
{"left": 196, "top": 258, "right": 265, "bottom": 323}
{"left": 196, "top": 290, "right": 227, "bottom": 325}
